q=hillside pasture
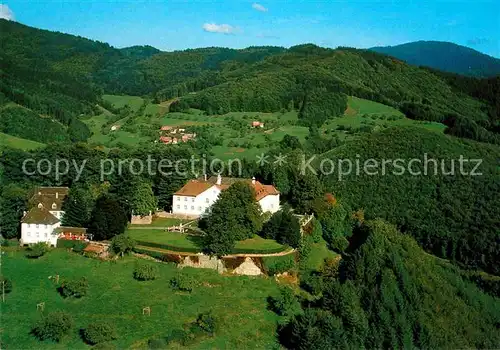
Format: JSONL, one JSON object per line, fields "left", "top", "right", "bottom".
{"left": 0, "top": 249, "right": 281, "bottom": 349}
{"left": 102, "top": 94, "right": 145, "bottom": 112}
{"left": 0, "top": 132, "right": 45, "bottom": 150}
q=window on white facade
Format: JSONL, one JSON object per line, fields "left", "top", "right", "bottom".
{"left": 191, "top": 206, "right": 194, "bottom": 210}
{"left": 191, "top": 198, "right": 195, "bottom": 202}
{"left": 205, "top": 198, "right": 209, "bottom": 203}
{"left": 198, "top": 207, "right": 202, "bottom": 211}
{"left": 177, "top": 197, "right": 180, "bottom": 201}
{"left": 184, "top": 205, "right": 187, "bottom": 209}
{"left": 176, "top": 205, "right": 180, "bottom": 209}
{"left": 184, "top": 197, "right": 187, "bottom": 201}
{"left": 36, "top": 232, "right": 39, "bottom": 237}
{"left": 271, "top": 204, "right": 274, "bottom": 208}
{"left": 36, "top": 224, "right": 39, "bottom": 228}
{"left": 45, "top": 233, "right": 48, "bottom": 238}
{"left": 27, "top": 232, "right": 31, "bottom": 237}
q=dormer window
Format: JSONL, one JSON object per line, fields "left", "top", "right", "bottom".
{"left": 52, "top": 203, "right": 57, "bottom": 209}
{"left": 37, "top": 203, "right": 43, "bottom": 209}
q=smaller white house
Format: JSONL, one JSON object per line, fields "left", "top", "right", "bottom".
{"left": 21, "top": 207, "right": 61, "bottom": 246}
{"left": 20, "top": 187, "right": 69, "bottom": 246}
{"left": 172, "top": 175, "right": 280, "bottom": 217}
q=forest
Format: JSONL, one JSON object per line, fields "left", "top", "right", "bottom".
{"left": 2, "top": 18, "right": 499, "bottom": 145}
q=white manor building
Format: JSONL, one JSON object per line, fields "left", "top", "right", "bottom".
{"left": 172, "top": 175, "right": 280, "bottom": 217}
{"left": 20, "top": 187, "right": 69, "bottom": 247}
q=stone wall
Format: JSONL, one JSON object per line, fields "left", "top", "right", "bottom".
{"left": 155, "top": 211, "right": 199, "bottom": 220}
{"left": 130, "top": 214, "right": 153, "bottom": 225}
{"left": 177, "top": 254, "right": 263, "bottom": 276}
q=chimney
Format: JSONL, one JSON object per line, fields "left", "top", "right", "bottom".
{"left": 216, "top": 174, "right": 222, "bottom": 185}
{"left": 56, "top": 192, "right": 59, "bottom": 199}
{"left": 252, "top": 177, "right": 256, "bottom": 185}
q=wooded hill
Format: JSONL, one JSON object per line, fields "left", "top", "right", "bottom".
{"left": 1, "top": 19, "right": 499, "bottom": 145}
{"left": 282, "top": 219, "right": 500, "bottom": 349}
{"left": 371, "top": 40, "right": 500, "bottom": 78}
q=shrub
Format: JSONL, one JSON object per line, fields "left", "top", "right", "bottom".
{"left": 111, "top": 234, "right": 136, "bottom": 256}
{"left": 26, "top": 242, "right": 49, "bottom": 259}
{"left": 194, "top": 311, "right": 217, "bottom": 335}
{"left": 32, "top": 311, "right": 74, "bottom": 342}
{"left": 72, "top": 241, "right": 88, "bottom": 253}
{"left": 165, "top": 329, "right": 191, "bottom": 346}
{"left": 330, "top": 236, "right": 349, "bottom": 253}
{"left": 268, "top": 286, "right": 302, "bottom": 317}
{"left": 0, "top": 238, "right": 19, "bottom": 247}
{"left": 169, "top": 273, "right": 194, "bottom": 292}
{"left": 60, "top": 277, "right": 89, "bottom": 298}
{"left": 133, "top": 263, "right": 159, "bottom": 281}
{"left": 148, "top": 338, "right": 168, "bottom": 349}
{"left": 83, "top": 321, "right": 118, "bottom": 345}
{"left": 262, "top": 254, "right": 296, "bottom": 276}
{"left": 310, "top": 219, "right": 323, "bottom": 243}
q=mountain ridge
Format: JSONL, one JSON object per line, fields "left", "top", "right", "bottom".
{"left": 370, "top": 40, "right": 500, "bottom": 77}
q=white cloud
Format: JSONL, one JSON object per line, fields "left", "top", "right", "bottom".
{"left": 0, "top": 4, "right": 14, "bottom": 21}
{"left": 202, "top": 23, "right": 239, "bottom": 34}
{"left": 252, "top": 3, "right": 268, "bottom": 12}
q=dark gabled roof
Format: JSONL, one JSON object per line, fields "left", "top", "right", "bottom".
{"left": 21, "top": 207, "right": 60, "bottom": 225}
{"left": 29, "top": 186, "right": 69, "bottom": 211}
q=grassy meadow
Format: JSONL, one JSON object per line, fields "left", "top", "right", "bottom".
{"left": 82, "top": 94, "right": 446, "bottom": 158}
{"left": 1, "top": 249, "right": 282, "bottom": 349}
{"left": 0, "top": 132, "right": 45, "bottom": 151}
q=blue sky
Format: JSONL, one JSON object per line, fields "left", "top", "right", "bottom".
{"left": 2, "top": 0, "right": 499, "bottom": 57}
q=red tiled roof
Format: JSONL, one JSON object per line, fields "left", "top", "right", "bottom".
{"left": 174, "top": 180, "right": 214, "bottom": 197}
{"left": 183, "top": 177, "right": 279, "bottom": 200}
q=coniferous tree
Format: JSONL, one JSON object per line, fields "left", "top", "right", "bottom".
{"left": 88, "top": 196, "right": 128, "bottom": 240}
{"left": 62, "top": 186, "right": 93, "bottom": 227}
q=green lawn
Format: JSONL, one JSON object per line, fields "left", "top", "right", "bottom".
{"left": 126, "top": 229, "right": 201, "bottom": 250}
{"left": 126, "top": 228, "right": 286, "bottom": 254}
{"left": 0, "top": 132, "right": 45, "bottom": 150}
{"left": 234, "top": 236, "right": 286, "bottom": 252}
{"left": 302, "top": 238, "right": 338, "bottom": 271}
{"left": 1, "top": 249, "right": 281, "bottom": 349}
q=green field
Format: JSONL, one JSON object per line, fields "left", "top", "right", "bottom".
{"left": 85, "top": 94, "right": 445, "bottom": 157}
{"left": 127, "top": 227, "right": 286, "bottom": 254}
{"left": 127, "top": 229, "right": 201, "bottom": 251}
{"left": 102, "top": 94, "right": 145, "bottom": 112}
{"left": 302, "top": 238, "right": 339, "bottom": 271}
{"left": 1, "top": 249, "right": 281, "bottom": 349}
{"left": 0, "top": 132, "right": 45, "bottom": 150}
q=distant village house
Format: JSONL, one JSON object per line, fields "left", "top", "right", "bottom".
{"left": 159, "top": 125, "right": 196, "bottom": 144}
{"left": 252, "top": 121, "right": 265, "bottom": 128}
